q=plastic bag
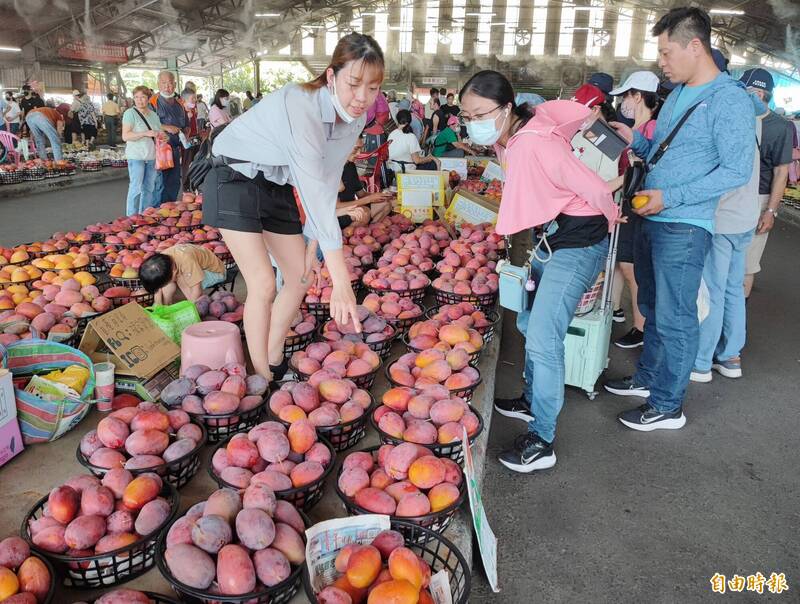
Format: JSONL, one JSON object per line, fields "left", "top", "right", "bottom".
{"left": 145, "top": 300, "right": 200, "bottom": 344}
{"left": 697, "top": 278, "right": 710, "bottom": 323}
{"left": 155, "top": 138, "right": 174, "bottom": 170}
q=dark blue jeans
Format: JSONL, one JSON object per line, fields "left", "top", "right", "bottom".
{"left": 634, "top": 220, "right": 712, "bottom": 413}
{"left": 154, "top": 144, "right": 182, "bottom": 204}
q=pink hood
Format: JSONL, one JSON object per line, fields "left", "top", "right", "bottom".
{"left": 495, "top": 100, "right": 617, "bottom": 236}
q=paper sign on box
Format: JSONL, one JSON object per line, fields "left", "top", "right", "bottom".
{"left": 400, "top": 189, "right": 434, "bottom": 223}
{"left": 445, "top": 189, "right": 500, "bottom": 228}
{"left": 438, "top": 158, "right": 468, "bottom": 180}
{"left": 480, "top": 161, "right": 505, "bottom": 183}
{"left": 396, "top": 170, "right": 447, "bottom": 206}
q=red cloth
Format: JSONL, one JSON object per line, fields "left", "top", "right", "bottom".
{"left": 571, "top": 84, "right": 605, "bottom": 108}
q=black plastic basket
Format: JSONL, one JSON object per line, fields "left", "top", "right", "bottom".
{"left": 282, "top": 327, "right": 317, "bottom": 358}
{"left": 302, "top": 519, "right": 470, "bottom": 603}
{"left": 384, "top": 360, "right": 482, "bottom": 404}
{"left": 185, "top": 398, "right": 268, "bottom": 443}
{"left": 269, "top": 391, "right": 375, "bottom": 453}
{"left": 425, "top": 307, "right": 500, "bottom": 344}
{"left": 108, "top": 275, "right": 146, "bottom": 291}
{"left": 370, "top": 404, "right": 484, "bottom": 465}
{"left": 85, "top": 254, "right": 109, "bottom": 275}
{"left": 22, "top": 482, "right": 179, "bottom": 589}
{"left": 431, "top": 285, "right": 498, "bottom": 311}
{"left": 76, "top": 421, "right": 207, "bottom": 489}
{"left": 155, "top": 511, "right": 308, "bottom": 604}
{"left": 365, "top": 283, "right": 427, "bottom": 305}
{"left": 207, "top": 436, "right": 335, "bottom": 511}
{"left": 288, "top": 357, "right": 381, "bottom": 391}
{"left": 300, "top": 301, "right": 331, "bottom": 323}
{"left": 402, "top": 333, "right": 482, "bottom": 368}
{"left": 334, "top": 446, "right": 467, "bottom": 539}
{"left": 320, "top": 320, "right": 397, "bottom": 361}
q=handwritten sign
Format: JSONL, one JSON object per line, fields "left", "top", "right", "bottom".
{"left": 445, "top": 190, "right": 499, "bottom": 228}
{"left": 397, "top": 170, "right": 447, "bottom": 207}
{"left": 438, "top": 158, "right": 468, "bottom": 180}
{"left": 480, "top": 161, "right": 505, "bottom": 183}
{"left": 79, "top": 303, "right": 179, "bottom": 379}
{"left": 400, "top": 189, "right": 434, "bottom": 223}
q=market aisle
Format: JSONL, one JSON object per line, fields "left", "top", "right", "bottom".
{"left": 473, "top": 220, "right": 800, "bottom": 602}
{"left": 0, "top": 180, "right": 128, "bottom": 245}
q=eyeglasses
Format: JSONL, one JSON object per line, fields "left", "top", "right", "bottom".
{"left": 458, "top": 104, "right": 503, "bottom": 126}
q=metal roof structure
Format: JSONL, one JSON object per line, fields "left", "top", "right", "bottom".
{"left": 0, "top": 1, "right": 797, "bottom": 78}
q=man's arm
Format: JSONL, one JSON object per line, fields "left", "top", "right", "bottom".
{"left": 757, "top": 163, "right": 789, "bottom": 234}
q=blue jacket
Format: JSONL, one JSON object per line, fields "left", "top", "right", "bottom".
{"left": 632, "top": 73, "right": 755, "bottom": 223}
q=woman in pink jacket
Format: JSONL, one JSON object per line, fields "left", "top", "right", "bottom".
{"left": 459, "top": 70, "right": 618, "bottom": 473}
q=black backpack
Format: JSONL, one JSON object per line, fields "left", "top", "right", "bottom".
{"left": 186, "top": 124, "right": 244, "bottom": 191}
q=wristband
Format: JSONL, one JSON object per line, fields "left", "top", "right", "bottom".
{"left": 766, "top": 208, "right": 778, "bottom": 217}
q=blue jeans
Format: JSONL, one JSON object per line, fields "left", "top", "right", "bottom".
{"left": 634, "top": 220, "right": 712, "bottom": 413}
{"left": 25, "top": 112, "right": 63, "bottom": 160}
{"left": 154, "top": 144, "right": 181, "bottom": 204}
{"left": 516, "top": 239, "right": 609, "bottom": 443}
{"left": 104, "top": 115, "right": 117, "bottom": 146}
{"left": 694, "top": 230, "right": 754, "bottom": 372}
{"left": 126, "top": 159, "right": 157, "bottom": 216}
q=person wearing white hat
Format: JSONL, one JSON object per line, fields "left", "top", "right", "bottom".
{"left": 609, "top": 71, "right": 661, "bottom": 350}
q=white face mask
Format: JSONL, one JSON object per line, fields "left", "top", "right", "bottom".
{"left": 466, "top": 107, "right": 508, "bottom": 146}
{"left": 329, "top": 75, "right": 356, "bottom": 124}
{"left": 160, "top": 90, "right": 173, "bottom": 99}
{"left": 620, "top": 99, "right": 636, "bottom": 120}
{"left": 220, "top": 98, "right": 229, "bottom": 107}
{"left": 185, "top": 102, "right": 195, "bottom": 109}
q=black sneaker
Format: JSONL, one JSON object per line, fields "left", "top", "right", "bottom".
{"left": 618, "top": 403, "right": 686, "bottom": 431}
{"left": 494, "top": 395, "right": 534, "bottom": 423}
{"left": 498, "top": 432, "right": 556, "bottom": 473}
{"left": 604, "top": 376, "right": 650, "bottom": 397}
{"left": 269, "top": 357, "right": 289, "bottom": 384}
{"left": 615, "top": 328, "right": 644, "bottom": 349}
{"left": 613, "top": 308, "right": 626, "bottom": 323}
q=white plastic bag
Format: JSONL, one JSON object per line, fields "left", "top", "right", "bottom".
{"left": 697, "top": 278, "right": 710, "bottom": 323}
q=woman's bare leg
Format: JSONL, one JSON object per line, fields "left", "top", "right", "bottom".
{"left": 219, "top": 228, "right": 276, "bottom": 379}
{"left": 263, "top": 232, "right": 311, "bottom": 366}
{"left": 620, "top": 262, "right": 645, "bottom": 331}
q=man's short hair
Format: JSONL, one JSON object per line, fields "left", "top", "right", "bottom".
{"left": 157, "top": 70, "right": 176, "bottom": 82}
{"left": 429, "top": 87, "right": 438, "bottom": 96}
{"left": 107, "top": 92, "right": 114, "bottom": 100}
{"left": 652, "top": 7, "right": 712, "bottom": 54}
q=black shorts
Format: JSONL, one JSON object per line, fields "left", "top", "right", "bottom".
{"left": 81, "top": 124, "right": 98, "bottom": 138}
{"left": 201, "top": 164, "right": 302, "bottom": 235}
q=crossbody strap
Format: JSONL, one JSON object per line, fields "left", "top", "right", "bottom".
{"left": 647, "top": 101, "right": 702, "bottom": 171}
{"left": 133, "top": 108, "right": 156, "bottom": 132}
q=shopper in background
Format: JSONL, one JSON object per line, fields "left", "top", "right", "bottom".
{"left": 122, "top": 85, "right": 164, "bottom": 216}
{"left": 25, "top": 106, "right": 64, "bottom": 160}
{"left": 243, "top": 90, "right": 254, "bottom": 112}
{"left": 203, "top": 33, "right": 384, "bottom": 381}
{"left": 425, "top": 87, "right": 440, "bottom": 122}
{"left": 180, "top": 88, "right": 200, "bottom": 192}
{"left": 208, "top": 89, "right": 232, "bottom": 129}
{"left": 570, "top": 83, "right": 619, "bottom": 182}
{"left": 460, "top": 71, "right": 618, "bottom": 473}
{"left": 2, "top": 92, "right": 21, "bottom": 135}
{"left": 196, "top": 94, "right": 209, "bottom": 131}
{"left": 338, "top": 136, "right": 393, "bottom": 226}
{"left": 153, "top": 70, "right": 186, "bottom": 204}
{"left": 386, "top": 90, "right": 399, "bottom": 123}
{"left": 690, "top": 91, "right": 766, "bottom": 384}
{"left": 443, "top": 92, "right": 460, "bottom": 118}
{"left": 388, "top": 109, "right": 440, "bottom": 172}
{"left": 605, "top": 7, "right": 755, "bottom": 431}
{"left": 54, "top": 99, "right": 72, "bottom": 144}
{"left": 75, "top": 92, "right": 99, "bottom": 147}
{"left": 140, "top": 244, "right": 226, "bottom": 304}
{"left": 19, "top": 85, "right": 43, "bottom": 137}
{"left": 608, "top": 71, "right": 661, "bottom": 349}
{"left": 433, "top": 115, "right": 476, "bottom": 158}
{"left": 67, "top": 90, "right": 84, "bottom": 144}
{"left": 396, "top": 98, "right": 424, "bottom": 141}
{"left": 741, "top": 68, "right": 794, "bottom": 300}
{"left": 101, "top": 92, "right": 121, "bottom": 147}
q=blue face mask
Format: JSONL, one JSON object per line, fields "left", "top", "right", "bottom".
{"left": 748, "top": 90, "right": 768, "bottom": 116}
{"left": 466, "top": 107, "right": 508, "bottom": 145}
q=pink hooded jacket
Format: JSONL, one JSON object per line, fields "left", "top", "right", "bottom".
{"left": 495, "top": 100, "right": 618, "bottom": 236}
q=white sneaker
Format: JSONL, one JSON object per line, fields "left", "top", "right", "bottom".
{"left": 690, "top": 370, "right": 712, "bottom": 383}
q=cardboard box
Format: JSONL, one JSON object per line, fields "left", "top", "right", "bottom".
{"left": 445, "top": 188, "right": 501, "bottom": 228}
{"left": 0, "top": 369, "right": 24, "bottom": 467}
{"left": 79, "top": 303, "right": 181, "bottom": 402}
{"left": 396, "top": 170, "right": 448, "bottom": 207}
{"left": 399, "top": 189, "right": 434, "bottom": 223}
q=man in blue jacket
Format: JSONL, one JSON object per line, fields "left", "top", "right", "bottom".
{"left": 604, "top": 7, "right": 755, "bottom": 430}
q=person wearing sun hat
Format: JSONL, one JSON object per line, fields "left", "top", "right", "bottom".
{"left": 607, "top": 71, "right": 662, "bottom": 347}
{"left": 570, "top": 83, "right": 619, "bottom": 181}
{"left": 433, "top": 113, "right": 476, "bottom": 157}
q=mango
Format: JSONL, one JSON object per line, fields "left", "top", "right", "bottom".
{"left": 371, "top": 529, "right": 405, "bottom": 560}
{"left": 257, "top": 432, "right": 291, "bottom": 463}
{"left": 0, "top": 536, "right": 29, "bottom": 570}
{"left": 122, "top": 475, "right": 160, "bottom": 510}
{"left": 204, "top": 488, "right": 242, "bottom": 524}
{"left": 270, "top": 522, "right": 304, "bottom": 565}
{"left": 88, "top": 447, "right": 126, "bottom": 470}
{"left": 354, "top": 488, "right": 396, "bottom": 515}
{"left": 135, "top": 497, "right": 172, "bottom": 536}
{"left": 125, "top": 429, "right": 169, "bottom": 456}
{"left": 0, "top": 567, "right": 19, "bottom": 601}
{"left": 346, "top": 544, "right": 382, "bottom": 589}
{"left": 31, "top": 525, "right": 67, "bottom": 554}
{"left": 106, "top": 510, "right": 135, "bottom": 533}
{"left": 407, "top": 456, "right": 446, "bottom": 490}
{"left": 16, "top": 555, "right": 51, "bottom": 603}
{"left": 273, "top": 500, "right": 305, "bottom": 534}
{"left": 47, "top": 485, "right": 79, "bottom": 524}
{"left": 290, "top": 460, "right": 324, "bottom": 487}
{"left": 166, "top": 516, "right": 196, "bottom": 548}
{"left": 96, "top": 416, "right": 130, "bottom": 449}
{"left": 192, "top": 514, "right": 232, "bottom": 554}
{"left": 165, "top": 543, "right": 216, "bottom": 589}
{"left": 203, "top": 391, "right": 240, "bottom": 415}
{"left": 226, "top": 436, "right": 259, "bottom": 468}
{"left": 252, "top": 470, "right": 292, "bottom": 492}
{"left": 396, "top": 492, "right": 432, "bottom": 517}
{"left": 130, "top": 409, "right": 170, "bottom": 432}
{"left": 235, "top": 508, "right": 275, "bottom": 550}
{"left": 287, "top": 419, "right": 317, "bottom": 454}
{"left": 253, "top": 547, "right": 291, "bottom": 587}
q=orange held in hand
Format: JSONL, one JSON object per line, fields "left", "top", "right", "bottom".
{"left": 632, "top": 195, "right": 649, "bottom": 209}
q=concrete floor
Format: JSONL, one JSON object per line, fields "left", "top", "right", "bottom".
{"left": 2, "top": 180, "right": 798, "bottom": 603}
{"left": 472, "top": 220, "right": 800, "bottom": 602}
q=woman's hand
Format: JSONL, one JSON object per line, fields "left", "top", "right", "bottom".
{"left": 609, "top": 122, "right": 634, "bottom": 145}
{"left": 330, "top": 283, "right": 361, "bottom": 332}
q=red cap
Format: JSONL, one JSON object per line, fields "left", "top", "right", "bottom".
{"left": 571, "top": 83, "right": 604, "bottom": 108}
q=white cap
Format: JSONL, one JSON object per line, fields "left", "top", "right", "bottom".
{"left": 609, "top": 71, "right": 660, "bottom": 96}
